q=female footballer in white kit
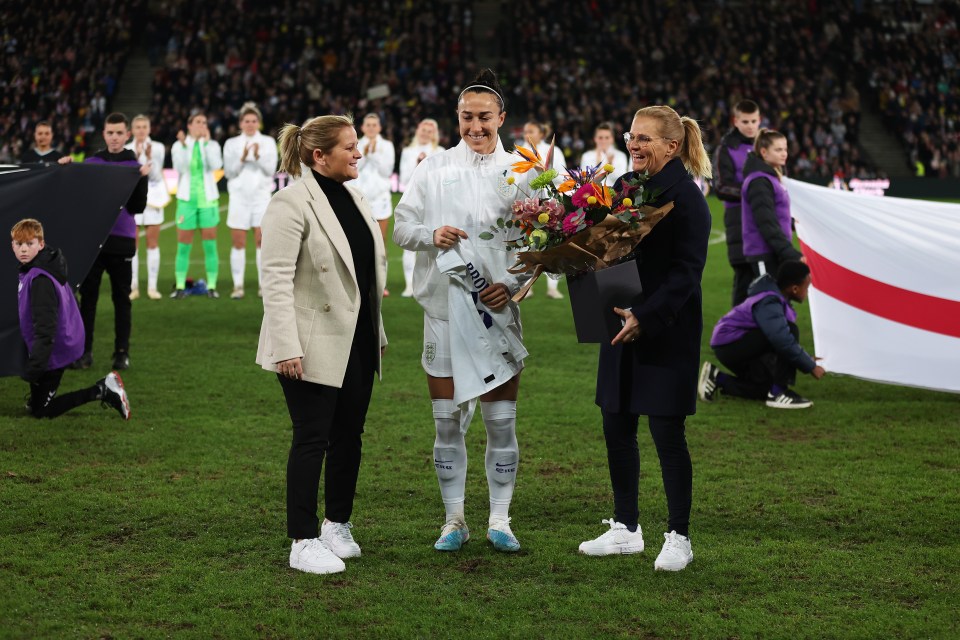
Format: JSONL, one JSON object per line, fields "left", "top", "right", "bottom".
{"left": 127, "top": 115, "right": 169, "bottom": 300}
{"left": 394, "top": 69, "right": 532, "bottom": 553}
{"left": 356, "top": 113, "right": 395, "bottom": 294}
{"left": 398, "top": 118, "right": 444, "bottom": 297}
{"left": 223, "top": 102, "right": 279, "bottom": 299}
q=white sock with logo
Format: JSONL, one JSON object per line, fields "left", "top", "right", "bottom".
{"left": 403, "top": 250, "right": 415, "bottom": 291}
{"left": 255, "top": 247, "right": 262, "bottom": 291}
{"left": 131, "top": 248, "right": 139, "bottom": 291}
{"left": 231, "top": 247, "right": 245, "bottom": 290}
{"left": 482, "top": 400, "right": 518, "bottom": 520}
{"left": 433, "top": 399, "right": 468, "bottom": 521}
{"left": 146, "top": 247, "right": 160, "bottom": 292}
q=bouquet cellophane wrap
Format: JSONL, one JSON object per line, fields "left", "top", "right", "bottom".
{"left": 508, "top": 202, "right": 674, "bottom": 302}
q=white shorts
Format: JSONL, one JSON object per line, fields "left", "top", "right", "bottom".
{"left": 422, "top": 314, "right": 453, "bottom": 377}
{"left": 134, "top": 206, "right": 164, "bottom": 226}
{"left": 226, "top": 197, "right": 270, "bottom": 230}
{"left": 369, "top": 195, "right": 393, "bottom": 221}
{"left": 421, "top": 312, "right": 525, "bottom": 378}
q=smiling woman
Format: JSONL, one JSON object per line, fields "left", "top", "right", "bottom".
{"left": 257, "top": 114, "right": 388, "bottom": 575}
{"left": 393, "top": 68, "right": 534, "bottom": 554}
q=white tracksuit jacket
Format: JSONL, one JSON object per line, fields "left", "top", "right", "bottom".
{"left": 223, "top": 132, "right": 278, "bottom": 202}
{"left": 399, "top": 142, "right": 444, "bottom": 192}
{"left": 393, "top": 138, "right": 533, "bottom": 320}
{"left": 171, "top": 137, "right": 223, "bottom": 202}
{"left": 355, "top": 134, "right": 395, "bottom": 203}
{"left": 580, "top": 147, "right": 630, "bottom": 186}
{"left": 125, "top": 138, "right": 170, "bottom": 209}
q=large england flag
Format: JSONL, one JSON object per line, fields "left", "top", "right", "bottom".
{"left": 786, "top": 178, "right": 960, "bottom": 393}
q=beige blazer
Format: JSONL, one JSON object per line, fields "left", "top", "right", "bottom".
{"left": 256, "top": 171, "right": 387, "bottom": 387}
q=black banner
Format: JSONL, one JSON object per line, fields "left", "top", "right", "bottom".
{"left": 1, "top": 163, "right": 142, "bottom": 377}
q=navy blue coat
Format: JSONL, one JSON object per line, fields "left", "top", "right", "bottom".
{"left": 596, "top": 157, "right": 712, "bottom": 416}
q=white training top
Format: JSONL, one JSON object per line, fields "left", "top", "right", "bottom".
{"left": 171, "top": 137, "right": 223, "bottom": 202}
{"left": 399, "top": 142, "right": 444, "bottom": 192}
{"left": 223, "top": 132, "right": 278, "bottom": 199}
{"left": 394, "top": 138, "right": 533, "bottom": 320}
{"left": 125, "top": 138, "right": 170, "bottom": 209}
{"left": 355, "top": 134, "right": 395, "bottom": 202}
{"left": 580, "top": 147, "right": 631, "bottom": 186}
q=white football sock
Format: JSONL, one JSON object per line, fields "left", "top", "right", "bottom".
{"left": 231, "top": 247, "right": 246, "bottom": 290}
{"left": 146, "top": 247, "right": 160, "bottom": 292}
{"left": 546, "top": 276, "right": 559, "bottom": 293}
{"left": 433, "top": 399, "right": 468, "bottom": 521}
{"left": 402, "top": 250, "right": 415, "bottom": 290}
{"left": 482, "top": 400, "right": 518, "bottom": 520}
{"left": 131, "top": 247, "right": 139, "bottom": 290}
{"left": 255, "top": 247, "right": 262, "bottom": 289}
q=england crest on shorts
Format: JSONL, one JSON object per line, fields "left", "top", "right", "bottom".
{"left": 424, "top": 341, "right": 436, "bottom": 363}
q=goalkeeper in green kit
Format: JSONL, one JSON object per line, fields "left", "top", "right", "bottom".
{"left": 171, "top": 112, "right": 223, "bottom": 298}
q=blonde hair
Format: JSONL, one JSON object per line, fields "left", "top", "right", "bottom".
{"left": 131, "top": 114, "right": 150, "bottom": 125}
{"left": 633, "top": 106, "right": 712, "bottom": 178}
{"left": 11, "top": 218, "right": 44, "bottom": 243}
{"left": 408, "top": 118, "right": 440, "bottom": 149}
{"left": 238, "top": 102, "right": 263, "bottom": 124}
{"left": 277, "top": 114, "right": 355, "bottom": 177}
{"left": 755, "top": 128, "right": 787, "bottom": 177}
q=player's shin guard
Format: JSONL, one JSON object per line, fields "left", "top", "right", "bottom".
{"left": 202, "top": 239, "right": 219, "bottom": 290}
{"left": 230, "top": 247, "right": 245, "bottom": 290}
{"left": 146, "top": 247, "right": 160, "bottom": 292}
{"left": 482, "top": 401, "right": 518, "bottom": 519}
{"left": 175, "top": 242, "right": 192, "bottom": 290}
{"left": 433, "top": 399, "right": 467, "bottom": 520}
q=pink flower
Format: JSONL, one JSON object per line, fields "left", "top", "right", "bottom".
{"left": 562, "top": 210, "right": 586, "bottom": 235}
{"left": 570, "top": 184, "right": 595, "bottom": 208}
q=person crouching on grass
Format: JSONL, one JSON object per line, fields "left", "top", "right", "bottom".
{"left": 12, "top": 219, "right": 130, "bottom": 420}
{"left": 699, "top": 260, "right": 826, "bottom": 409}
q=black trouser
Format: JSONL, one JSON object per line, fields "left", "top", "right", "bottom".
{"left": 600, "top": 411, "right": 692, "bottom": 537}
{"left": 79, "top": 251, "right": 132, "bottom": 353}
{"left": 713, "top": 324, "right": 800, "bottom": 399}
{"left": 731, "top": 263, "right": 754, "bottom": 307}
{"left": 29, "top": 368, "right": 101, "bottom": 419}
{"left": 279, "top": 339, "right": 375, "bottom": 540}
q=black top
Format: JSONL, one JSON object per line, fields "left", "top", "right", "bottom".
{"left": 21, "top": 148, "right": 64, "bottom": 164}
{"left": 598, "top": 158, "right": 712, "bottom": 416}
{"left": 311, "top": 170, "right": 377, "bottom": 366}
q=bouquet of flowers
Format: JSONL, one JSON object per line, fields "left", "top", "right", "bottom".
{"left": 479, "top": 138, "right": 674, "bottom": 300}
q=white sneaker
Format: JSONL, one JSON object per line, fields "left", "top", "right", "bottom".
{"left": 230, "top": 287, "right": 245, "bottom": 300}
{"left": 401, "top": 286, "right": 414, "bottom": 297}
{"left": 147, "top": 289, "right": 162, "bottom": 300}
{"left": 129, "top": 288, "right": 140, "bottom": 301}
{"left": 545, "top": 288, "right": 564, "bottom": 299}
{"left": 320, "top": 520, "right": 361, "bottom": 559}
{"left": 487, "top": 516, "right": 520, "bottom": 552}
{"left": 654, "top": 531, "right": 694, "bottom": 571}
{"left": 289, "top": 538, "right": 346, "bottom": 574}
{"left": 578, "top": 518, "right": 644, "bottom": 556}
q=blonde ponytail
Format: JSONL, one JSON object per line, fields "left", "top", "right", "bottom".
{"left": 277, "top": 123, "right": 303, "bottom": 177}
{"left": 679, "top": 116, "right": 712, "bottom": 179}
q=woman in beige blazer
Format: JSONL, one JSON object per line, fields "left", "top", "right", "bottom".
{"left": 256, "top": 114, "right": 387, "bottom": 575}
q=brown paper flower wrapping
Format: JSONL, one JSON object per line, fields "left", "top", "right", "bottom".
{"left": 508, "top": 202, "right": 674, "bottom": 302}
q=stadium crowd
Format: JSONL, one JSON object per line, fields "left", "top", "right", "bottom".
{"left": 144, "top": 0, "right": 476, "bottom": 153}
{"left": 0, "top": 0, "right": 147, "bottom": 164}
{"left": 856, "top": 2, "right": 960, "bottom": 178}
{"left": 4, "top": 0, "right": 959, "bottom": 182}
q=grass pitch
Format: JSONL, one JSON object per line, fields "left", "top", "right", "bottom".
{"left": 1, "top": 195, "right": 957, "bottom": 639}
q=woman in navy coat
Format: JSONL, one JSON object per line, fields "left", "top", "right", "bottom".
{"left": 578, "top": 105, "right": 712, "bottom": 572}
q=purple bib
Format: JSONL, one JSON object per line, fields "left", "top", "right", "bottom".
{"left": 740, "top": 172, "right": 792, "bottom": 258}
{"left": 722, "top": 143, "right": 753, "bottom": 209}
{"left": 18, "top": 268, "right": 85, "bottom": 370}
{"left": 710, "top": 289, "right": 797, "bottom": 347}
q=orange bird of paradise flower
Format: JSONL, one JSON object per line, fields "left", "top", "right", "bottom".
{"left": 511, "top": 143, "right": 544, "bottom": 174}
